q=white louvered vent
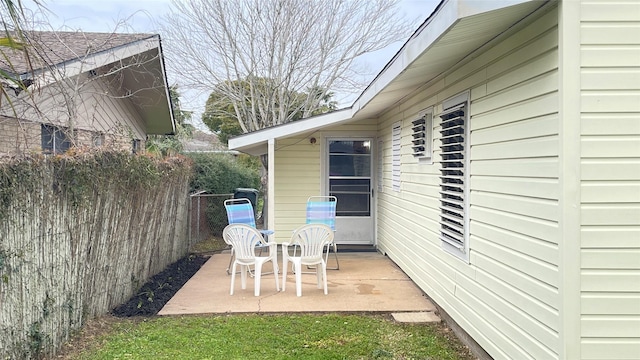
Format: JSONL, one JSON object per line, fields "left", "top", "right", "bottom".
{"left": 411, "top": 117, "right": 426, "bottom": 157}
{"left": 439, "top": 103, "right": 466, "bottom": 251}
{"left": 392, "top": 122, "right": 401, "bottom": 192}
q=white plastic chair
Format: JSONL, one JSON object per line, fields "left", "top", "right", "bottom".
{"left": 281, "top": 224, "right": 334, "bottom": 297}
{"left": 306, "top": 196, "right": 339, "bottom": 270}
{"left": 222, "top": 223, "right": 279, "bottom": 296}
{"left": 224, "top": 198, "right": 274, "bottom": 275}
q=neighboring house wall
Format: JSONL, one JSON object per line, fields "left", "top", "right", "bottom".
{"left": 578, "top": 1, "right": 640, "bottom": 358}
{"left": 0, "top": 118, "right": 40, "bottom": 155}
{"left": 377, "top": 6, "right": 561, "bottom": 359}
{"left": 74, "top": 72, "right": 147, "bottom": 140}
{"left": 25, "top": 73, "right": 147, "bottom": 139}
{"left": 0, "top": 73, "right": 146, "bottom": 156}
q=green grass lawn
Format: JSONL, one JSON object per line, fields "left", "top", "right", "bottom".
{"left": 64, "top": 314, "right": 475, "bottom": 360}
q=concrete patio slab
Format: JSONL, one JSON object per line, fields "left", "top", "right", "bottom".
{"left": 159, "top": 251, "right": 435, "bottom": 315}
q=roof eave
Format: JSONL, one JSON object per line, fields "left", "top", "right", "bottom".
{"left": 228, "top": 108, "right": 353, "bottom": 156}
{"left": 34, "top": 35, "right": 174, "bottom": 135}
{"left": 229, "top": 0, "right": 548, "bottom": 156}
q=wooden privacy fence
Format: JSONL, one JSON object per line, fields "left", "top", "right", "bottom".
{"left": 0, "top": 153, "right": 192, "bottom": 359}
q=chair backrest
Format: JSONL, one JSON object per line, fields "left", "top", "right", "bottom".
{"left": 224, "top": 198, "right": 256, "bottom": 228}
{"left": 306, "top": 196, "right": 337, "bottom": 231}
{"left": 223, "top": 224, "right": 265, "bottom": 261}
{"left": 291, "top": 224, "right": 334, "bottom": 261}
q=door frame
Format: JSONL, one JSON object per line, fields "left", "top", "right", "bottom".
{"left": 321, "top": 132, "right": 377, "bottom": 245}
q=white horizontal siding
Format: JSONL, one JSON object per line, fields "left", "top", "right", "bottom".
{"left": 582, "top": 340, "right": 640, "bottom": 360}
{"left": 579, "top": 3, "right": 640, "bottom": 358}
{"left": 582, "top": 293, "right": 640, "bottom": 315}
{"left": 377, "top": 6, "right": 562, "bottom": 360}
{"left": 581, "top": 226, "right": 640, "bottom": 248}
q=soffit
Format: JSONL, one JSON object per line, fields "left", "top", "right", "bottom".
{"left": 352, "top": 1, "right": 548, "bottom": 118}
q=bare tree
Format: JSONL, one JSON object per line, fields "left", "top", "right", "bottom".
{"left": 162, "top": 0, "right": 413, "bottom": 133}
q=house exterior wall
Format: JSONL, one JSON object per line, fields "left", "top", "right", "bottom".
{"left": 272, "top": 120, "right": 379, "bottom": 243}
{"left": 273, "top": 134, "right": 321, "bottom": 242}
{"left": 29, "top": 73, "right": 147, "bottom": 140}
{"left": 377, "top": 6, "right": 562, "bottom": 360}
{"left": 578, "top": 1, "right": 640, "bottom": 358}
{"left": 0, "top": 118, "right": 41, "bottom": 155}
{"left": 0, "top": 73, "right": 146, "bottom": 156}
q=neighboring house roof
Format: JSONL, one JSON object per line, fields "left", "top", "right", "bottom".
{"left": 229, "top": 0, "right": 549, "bottom": 156}
{"left": 0, "top": 31, "right": 175, "bottom": 135}
{"left": 182, "top": 130, "right": 228, "bottom": 153}
{"left": 0, "top": 31, "right": 153, "bottom": 76}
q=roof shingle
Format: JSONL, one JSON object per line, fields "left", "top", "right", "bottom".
{"left": 0, "top": 31, "right": 155, "bottom": 76}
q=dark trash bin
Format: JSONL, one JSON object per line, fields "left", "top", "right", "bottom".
{"left": 233, "top": 188, "right": 259, "bottom": 209}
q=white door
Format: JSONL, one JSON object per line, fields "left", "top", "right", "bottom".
{"left": 326, "top": 138, "right": 374, "bottom": 244}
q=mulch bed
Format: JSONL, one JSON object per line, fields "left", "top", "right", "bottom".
{"left": 111, "top": 254, "right": 209, "bottom": 317}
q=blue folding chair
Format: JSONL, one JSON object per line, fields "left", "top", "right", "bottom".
{"left": 224, "top": 198, "right": 274, "bottom": 275}
{"left": 306, "top": 196, "right": 339, "bottom": 270}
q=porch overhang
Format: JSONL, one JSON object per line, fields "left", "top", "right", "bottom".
{"left": 228, "top": 108, "right": 355, "bottom": 156}
{"left": 228, "top": 0, "right": 548, "bottom": 156}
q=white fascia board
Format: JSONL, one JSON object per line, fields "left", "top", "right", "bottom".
{"left": 155, "top": 37, "right": 176, "bottom": 134}
{"left": 352, "top": 0, "right": 535, "bottom": 115}
{"left": 228, "top": 108, "right": 352, "bottom": 151}
{"left": 34, "top": 36, "right": 160, "bottom": 87}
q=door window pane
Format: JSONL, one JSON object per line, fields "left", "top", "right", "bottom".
{"left": 330, "top": 178, "right": 370, "bottom": 216}
{"left": 329, "top": 140, "right": 371, "bottom": 177}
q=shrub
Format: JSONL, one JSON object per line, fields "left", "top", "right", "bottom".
{"left": 186, "top": 153, "right": 260, "bottom": 194}
{"left": 185, "top": 153, "right": 261, "bottom": 234}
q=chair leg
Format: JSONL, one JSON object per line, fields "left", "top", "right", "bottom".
{"left": 315, "top": 265, "right": 322, "bottom": 289}
{"left": 332, "top": 244, "right": 340, "bottom": 270}
{"left": 281, "top": 257, "right": 288, "bottom": 292}
{"left": 272, "top": 259, "right": 280, "bottom": 291}
{"left": 324, "top": 243, "right": 339, "bottom": 270}
{"left": 294, "top": 260, "right": 302, "bottom": 297}
{"left": 254, "top": 264, "right": 262, "bottom": 297}
{"left": 322, "top": 262, "right": 328, "bottom": 295}
{"left": 230, "top": 262, "right": 237, "bottom": 295}
{"left": 226, "top": 248, "right": 234, "bottom": 275}
{"left": 240, "top": 265, "right": 248, "bottom": 290}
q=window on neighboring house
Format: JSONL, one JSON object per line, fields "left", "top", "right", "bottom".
{"left": 392, "top": 121, "right": 401, "bottom": 192}
{"left": 92, "top": 133, "right": 105, "bottom": 147}
{"left": 41, "top": 124, "right": 71, "bottom": 154}
{"left": 439, "top": 92, "right": 469, "bottom": 261}
{"left": 412, "top": 108, "right": 434, "bottom": 163}
{"left": 132, "top": 139, "right": 141, "bottom": 154}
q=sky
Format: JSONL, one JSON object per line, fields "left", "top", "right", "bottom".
{"left": 25, "top": 0, "right": 440, "bottom": 129}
